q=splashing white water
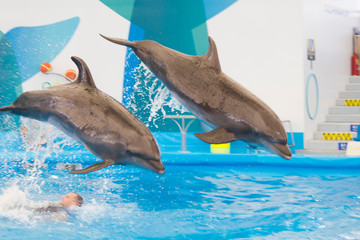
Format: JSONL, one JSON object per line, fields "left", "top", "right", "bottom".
{"left": 147, "top": 84, "right": 186, "bottom": 123}
{"left": 0, "top": 118, "right": 77, "bottom": 223}
{"left": 0, "top": 184, "right": 49, "bottom": 224}
{"left": 20, "top": 118, "right": 75, "bottom": 153}
{"left": 128, "top": 60, "right": 188, "bottom": 128}
{"left": 18, "top": 118, "right": 76, "bottom": 193}
{"left": 0, "top": 184, "right": 107, "bottom": 224}
{"left": 76, "top": 198, "right": 108, "bottom": 224}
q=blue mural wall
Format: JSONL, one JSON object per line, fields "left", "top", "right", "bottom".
{"left": 0, "top": 17, "right": 79, "bottom": 131}
{"left": 0, "top": 32, "right": 22, "bottom": 131}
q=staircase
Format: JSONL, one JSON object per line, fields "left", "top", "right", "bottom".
{"left": 297, "top": 76, "right": 360, "bottom": 155}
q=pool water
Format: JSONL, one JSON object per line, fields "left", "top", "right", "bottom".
{"left": 0, "top": 128, "right": 360, "bottom": 239}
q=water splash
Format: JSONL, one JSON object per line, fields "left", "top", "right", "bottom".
{"left": 0, "top": 184, "right": 34, "bottom": 224}
{"left": 0, "top": 183, "right": 54, "bottom": 224}
{"left": 18, "top": 118, "right": 77, "bottom": 193}
{"left": 0, "top": 118, "right": 84, "bottom": 224}
{"left": 126, "top": 52, "right": 189, "bottom": 130}
{"left": 0, "top": 183, "right": 105, "bottom": 224}
{"left": 0, "top": 117, "right": 77, "bottom": 195}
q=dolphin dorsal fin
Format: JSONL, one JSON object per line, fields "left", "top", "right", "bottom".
{"left": 204, "top": 37, "right": 221, "bottom": 73}
{"left": 71, "top": 56, "right": 97, "bottom": 88}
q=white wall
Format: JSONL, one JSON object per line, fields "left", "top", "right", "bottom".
{"left": 303, "top": 0, "right": 360, "bottom": 141}
{"left": 207, "top": 0, "right": 305, "bottom": 132}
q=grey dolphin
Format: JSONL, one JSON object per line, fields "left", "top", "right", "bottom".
{"left": 101, "top": 35, "right": 292, "bottom": 159}
{"left": 0, "top": 56, "right": 164, "bottom": 174}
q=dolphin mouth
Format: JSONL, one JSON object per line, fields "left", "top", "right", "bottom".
{"left": 146, "top": 159, "right": 165, "bottom": 174}
{"left": 127, "top": 157, "right": 165, "bottom": 175}
{"left": 267, "top": 141, "right": 292, "bottom": 160}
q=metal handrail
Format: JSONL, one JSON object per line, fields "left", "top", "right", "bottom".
{"left": 164, "top": 115, "right": 196, "bottom": 153}
{"left": 282, "top": 120, "right": 295, "bottom": 147}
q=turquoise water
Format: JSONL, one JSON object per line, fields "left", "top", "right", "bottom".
{"left": 0, "top": 128, "right": 360, "bottom": 239}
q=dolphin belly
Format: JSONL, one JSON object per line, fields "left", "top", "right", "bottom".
{"left": 166, "top": 74, "right": 291, "bottom": 159}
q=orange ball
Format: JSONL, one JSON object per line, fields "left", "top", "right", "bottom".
{"left": 65, "top": 69, "right": 77, "bottom": 80}
{"left": 40, "top": 62, "right": 52, "bottom": 73}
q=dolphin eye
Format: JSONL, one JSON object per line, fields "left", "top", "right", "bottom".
{"left": 192, "top": 59, "right": 201, "bottom": 67}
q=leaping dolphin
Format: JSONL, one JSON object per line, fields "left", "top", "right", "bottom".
{"left": 0, "top": 56, "right": 165, "bottom": 174}
{"left": 101, "top": 35, "right": 292, "bottom": 159}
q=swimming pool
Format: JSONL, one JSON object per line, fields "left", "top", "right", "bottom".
{"left": 0, "top": 126, "right": 360, "bottom": 240}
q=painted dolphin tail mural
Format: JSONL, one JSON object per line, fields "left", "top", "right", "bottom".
{"left": 0, "top": 56, "right": 164, "bottom": 174}
{"left": 101, "top": 34, "right": 292, "bottom": 160}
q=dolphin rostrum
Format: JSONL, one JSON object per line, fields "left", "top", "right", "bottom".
{"left": 0, "top": 56, "right": 165, "bottom": 174}
{"left": 101, "top": 34, "right": 292, "bottom": 159}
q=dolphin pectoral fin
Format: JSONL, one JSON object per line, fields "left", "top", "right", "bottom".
{"left": 195, "top": 128, "right": 237, "bottom": 144}
{"left": 69, "top": 159, "right": 115, "bottom": 174}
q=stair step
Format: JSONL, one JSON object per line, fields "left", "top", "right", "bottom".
{"left": 336, "top": 99, "right": 346, "bottom": 106}
{"left": 313, "top": 131, "right": 356, "bottom": 140}
{"left": 295, "top": 149, "right": 346, "bottom": 155}
{"left": 339, "top": 91, "right": 360, "bottom": 98}
{"left": 329, "top": 106, "right": 360, "bottom": 114}
{"left": 326, "top": 114, "right": 360, "bottom": 123}
{"left": 303, "top": 76, "right": 360, "bottom": 153}
{"left": 335, "top": 99, "right": 360, "bottom": 106}
{"left": 346, "top": 84, "right": 360, "bottom": 91}
{"left": 318, "top": 122, "right": 359, "bottom": 132}
{"left": 306, "top": 140, "right": 349, "bottom": 150}
{"left": 349, "top": 76, "right": 360, "bottom": 83}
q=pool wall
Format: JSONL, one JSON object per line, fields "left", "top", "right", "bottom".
{"left": 2, "top": 130, "right": 359, "bottom": 172}
{"left": 0, "top": 130, "right": 303, "bottom": 154}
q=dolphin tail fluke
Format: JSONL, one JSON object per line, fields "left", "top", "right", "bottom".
{"left": 195, "top": 128, "right": 237, "bottom": 144}
{"left": 100, "top": 34, "right": 135, "bottom": 47}
{"left": 69, "top": 159, "right": 115, "bottom": 174}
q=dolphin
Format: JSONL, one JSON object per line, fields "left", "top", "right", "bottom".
{"left": 0, "top": 56, "right": 165, "bottom": 174}
{"left": 101, "top": 35, "right": 292, "bottom": 159}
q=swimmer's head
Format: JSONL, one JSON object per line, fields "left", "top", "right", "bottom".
{"left": 60, "top": 192, "right": 83, "bottom": 208}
